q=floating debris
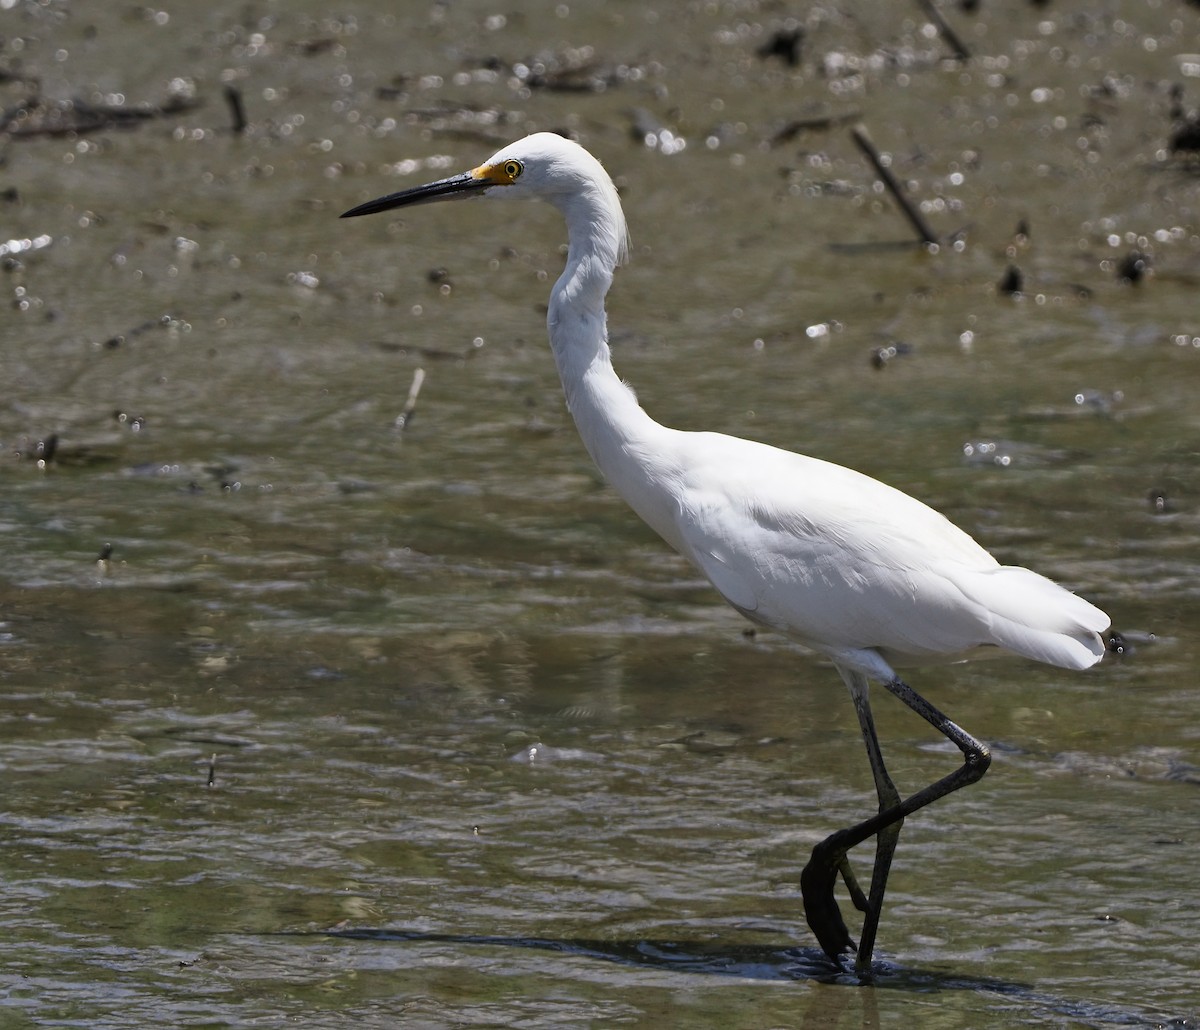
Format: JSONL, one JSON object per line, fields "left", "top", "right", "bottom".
{"left": 1073, "top": 389, "right": 1124, "bottom": 415}
{"left": 11, "top": 432, "right": 122, "bottom": 468}
{"left": 509, "top": 742, "right": 599, "bottom": 765}
{"left": 287, "top": 270, "right": 320, "bottom": 290}
{"left": 33, "top": 434, "right": 57, "bottom": 469}
{"left": 962, "top": 440, "right": 1014, "bottom": 467}
{"left": 1146, "top": 488, "right": 1170, "bottom": 514}
{"left": 99, "top": 315, "right": 186, "bottom": 349}
{"left": 758, "top": 25, "right": 805, "bottom": 68}
{"left": 869, "top": 342, "right": 913, "bottom": 369}
{"left": 394, "top": 367, "right": 426, "bottom": 432}
{"left": 1167, "top": 83, "right": 1200, "bottom": 156}
{"left": 628, "top": 108, "right": 686, "bottom": 155}
{"left": 1170, "top": 121, "right": 1200, "bottom": 155}
{"left": 998, "top": 264, "right": 1023, "bottom": 296}
{"left": 114, "top": 411, "right": 147, "bottom": 432}
{"left": 1116, "top": 250, "right": 1149, "bottom": 284}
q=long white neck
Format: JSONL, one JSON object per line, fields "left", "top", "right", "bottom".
{"left": 545, "top": 192, "right": 683, "bottom": 549}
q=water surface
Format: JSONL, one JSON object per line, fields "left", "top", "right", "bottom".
{"left": 2, "top": 1, "right": 1198, "bottom": 1026}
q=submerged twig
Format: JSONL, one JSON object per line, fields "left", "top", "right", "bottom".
{"left": 395, "top": 367, "right": 426, "bottom": 431}
{"left": 770, "top": 110, "right": 861, "bottom": 146}
{"left": 1, "top": 92, "right": 201, "bottom": 139}
{"left": 850, "top": 125, "right": 940, "bottom": 246}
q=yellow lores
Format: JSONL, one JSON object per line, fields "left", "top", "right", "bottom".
{"left": 473, "top": 158, "right": 524, "bottom": 185}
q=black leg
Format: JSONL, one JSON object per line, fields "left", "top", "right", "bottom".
{"left": 800, "top": 673, "right": 992, "bottom": 975}
{"left": 848, "top": 670, "right": 904, "bottom": 972}
{"left": 802, "top": 669, "right": 903, "bottom": 968}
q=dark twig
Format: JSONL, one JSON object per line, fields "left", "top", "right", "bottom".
{"left": 850, "top": 125, "right": 940, "bottom": 246}
{"left": 915, "top": 0, "right": 971, "bottom": 62}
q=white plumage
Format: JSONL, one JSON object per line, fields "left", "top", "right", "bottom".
{"left": 342, "top": 132, "right": 1109, "bottom": 975}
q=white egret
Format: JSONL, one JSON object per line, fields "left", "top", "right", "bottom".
{"left": 342, "top": 132, "right": 1110, "bottom": 976}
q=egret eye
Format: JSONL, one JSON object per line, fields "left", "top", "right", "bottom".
{"left": 503, "top": 159, "right": 523, "bottom": 181}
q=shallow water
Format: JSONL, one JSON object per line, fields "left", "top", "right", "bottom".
{"left": 2, "top": 1, "right": 1199, "bottom": 1027}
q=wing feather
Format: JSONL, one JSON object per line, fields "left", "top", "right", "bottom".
{"left": 666, "top": 431, "right": 1108, "bottom": 668}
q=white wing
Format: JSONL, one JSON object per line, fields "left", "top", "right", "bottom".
{"left": 660, "top": 431, "right": 1107, "bottom": 670}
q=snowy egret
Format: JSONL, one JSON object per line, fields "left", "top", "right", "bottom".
{"left": 342, "top": 132, "right": 1109, "bottom": 975}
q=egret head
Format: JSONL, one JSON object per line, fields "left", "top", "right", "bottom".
{"left": 341, "top": 132, "right": 629, "bottom": 264}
